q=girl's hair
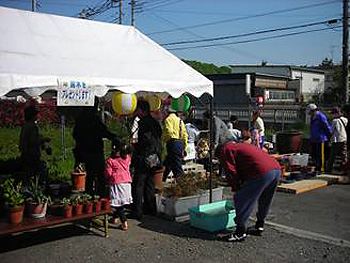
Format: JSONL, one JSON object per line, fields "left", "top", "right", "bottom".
{"left": 111, "top": 138, "right": 131, "bottom": 159}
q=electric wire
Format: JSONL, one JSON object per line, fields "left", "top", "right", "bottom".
{"left": 166, "top": 26, "right": 342, "bottom": 51}
{"left": 161, "top": 18, "right": 341, "bottom": 46}
{"left": 147, "top": 0, "right": 340, "bottom": 35}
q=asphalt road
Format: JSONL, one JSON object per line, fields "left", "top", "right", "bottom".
{"left": 0, "top": 184, "right": 349, "bottom": 263}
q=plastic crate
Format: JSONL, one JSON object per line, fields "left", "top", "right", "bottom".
{"left": 188, "top": 200, "right": 236, "bottom": 232}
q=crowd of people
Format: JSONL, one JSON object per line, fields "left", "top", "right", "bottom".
{"left": 18, "top": 99, "right": 349, "bottom": 242}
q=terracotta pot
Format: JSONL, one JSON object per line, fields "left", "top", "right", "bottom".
{"left": 28, "top": 202, "right": 48, "bottom": 218}
{"left": 94, "top": 200, "right": 102, "bottom": 214}
{"left": 71, "top": 171, "right": 86, "bottom": 191}
{"left": 276, "top": 131, "right": 302, "bottom": 154}
{"left": 9, "top": 205, "right": 24, "bottom": 224}
{"left": 154, "top": 167, "right": 165, "bottom": 190}
{"left": 74, "top": 203, "right": 83, "bottom": 215}
{"left": 101, "top": 198, "right": 110, "bottom": 211}
{"left": 63, "top": 205, "right": 72, "bottom": 218}
{"left": 84, "top": 203, "right": 93, "bottom": 214}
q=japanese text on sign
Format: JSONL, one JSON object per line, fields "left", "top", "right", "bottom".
{"left": 57, "top": 81, "right": 95, "bottom": 106}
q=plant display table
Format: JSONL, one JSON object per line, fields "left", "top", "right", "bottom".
{"left": 0, "top": 208, "right": 111, "bottom": 237}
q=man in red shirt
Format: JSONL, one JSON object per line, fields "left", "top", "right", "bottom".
{"left": 219, "top": 139, "right": 281, "bottom": 242}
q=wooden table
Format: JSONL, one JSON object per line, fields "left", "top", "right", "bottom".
{"left": 0, "top": 209, "right": 111, "bottom": 237}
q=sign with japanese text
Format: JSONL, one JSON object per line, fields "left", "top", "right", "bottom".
{"left": 57, "top": 81, "right": 95, "bottom": 106}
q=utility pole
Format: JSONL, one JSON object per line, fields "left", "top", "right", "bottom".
{"left": 342, "top": 0, "right": 349, "bottom": 103}
{"left": 119, "top": 0, "right": 122, "bottom": 24}
{"left": 32, "top": 0, "right": 36, "bottom": 12}
{"left": 131, "top": 0, "right": 135, "bottom": 26}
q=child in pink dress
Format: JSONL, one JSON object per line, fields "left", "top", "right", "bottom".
{"left": 105, "top": 138, "right": 132, "bottom": 230}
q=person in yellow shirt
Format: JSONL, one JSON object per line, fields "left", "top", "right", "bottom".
{"left": 162, "top": 108, "right": 188, "bottom": 181}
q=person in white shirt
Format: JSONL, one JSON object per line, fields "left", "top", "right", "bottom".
{"left": 252, "top": 110, "right": 265, "bottom": 148}
{"left": 326, "top": 107, "right": 348, "bottom": 173}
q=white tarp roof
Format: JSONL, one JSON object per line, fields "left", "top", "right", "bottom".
{"left": 0, "top": 6, "right": 213, "bottom": 98}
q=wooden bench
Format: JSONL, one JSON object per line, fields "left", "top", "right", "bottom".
{"left": 0, "top": 209, "right": 111, "bottom": 238}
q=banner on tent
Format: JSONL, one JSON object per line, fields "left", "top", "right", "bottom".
{"left": 57, "top": 81, "right": 95, "bottom": 106}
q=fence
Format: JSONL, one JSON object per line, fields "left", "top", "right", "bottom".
{"left": 193, "top": 104, "right": 306, "bottom": 130}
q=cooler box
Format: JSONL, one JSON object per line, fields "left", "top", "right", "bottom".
{"left": 188, "top": 200, "right": 236, "bottom": 232}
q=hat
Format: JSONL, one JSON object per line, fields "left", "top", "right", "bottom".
{"left": 307, "top": 103, "right": 317, "bottom": 112}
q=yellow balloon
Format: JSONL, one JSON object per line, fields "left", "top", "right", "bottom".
{"left": 112, "top": 92, "right": 137, "bottom": 115}
{"left": 145, "top": 94, "right": 161, "bottom": 111}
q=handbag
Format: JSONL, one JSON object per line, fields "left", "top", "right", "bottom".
{"left": 145, "top": 153, "right": 161, "bottom": 169}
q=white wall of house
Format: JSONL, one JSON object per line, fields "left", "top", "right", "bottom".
{"left": 291, "top": 69, "right": 324, "bottom": 101}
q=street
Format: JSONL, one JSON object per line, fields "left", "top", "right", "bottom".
{"left": 0, "top": 184, "right": 349, "bottom": 263}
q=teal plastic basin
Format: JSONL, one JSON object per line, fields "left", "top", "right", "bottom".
{"left": 188, "top": 200, "right": 236, "bottom": 232}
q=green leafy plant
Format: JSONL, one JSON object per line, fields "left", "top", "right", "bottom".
{"left": 71, "top": 195, "right": 82, "bottom": 204}
{"left": 161, "top": 171, "right": 219, "bottom": 198}
{"left": 60, "top": 197, "right": 71, "bottom": 206}
{"left": 81, "top": 194, "right": 92, "bottom": 204}
{"left": 93, "top": 195, "right": 100, "bottom": 201}
{"left": 27, "top": 176, "right": 51, "bottom": 204}
{"left": 1, "top": 177, "right": 25, "bottom": 207}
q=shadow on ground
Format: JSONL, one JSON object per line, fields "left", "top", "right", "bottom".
{"left": 0, "top": 224, "right": 98, "bottom": 253}
{"left": 137, "top": 215, "right": 231, "bottom": 242}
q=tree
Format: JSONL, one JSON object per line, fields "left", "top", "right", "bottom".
{"left": 182, "top": 60, "right": 231, "bottom": 74}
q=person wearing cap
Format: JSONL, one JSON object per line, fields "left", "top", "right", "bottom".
{"left": 307, "top": 103, "right": 332, "bottom": 173}
{"left": 162, "top": 107, "right": 188, "bottom": 181}
{"left": 19, "top": 105, "right": 51, "bottom": 182}
{"left": 326, "top": 107, "right": 348, "bottom": 173}
{"left": 217, "top": 132, "right": 281, "bottom": 242}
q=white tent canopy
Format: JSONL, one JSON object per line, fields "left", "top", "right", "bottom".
{"left": 0, "top": 6, "right": 213, "bottom": 99}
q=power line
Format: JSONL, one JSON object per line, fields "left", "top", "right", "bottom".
{"left": 161, "top": 18, "right": 341, "bottom": 46}
{"left": 166, "top": 26, "right": 342, "bottom": 51}
{"left": 149, "top": 11, "right": 280, "bottom": 64}
{"left": 147, "top": 0, "right": 340, "bottom": 35}
{"left": 135, "top": 0, "right": 184, "bottom": 13}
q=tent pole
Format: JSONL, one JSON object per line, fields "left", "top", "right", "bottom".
{"left": 209, "top": 96, "right": 213, "bottom": 203}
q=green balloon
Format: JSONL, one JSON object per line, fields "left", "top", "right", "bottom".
{"left": 171, "top": 95, "right": 190, "bottom": 112}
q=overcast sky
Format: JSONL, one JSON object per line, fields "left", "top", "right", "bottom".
{"left": 0, "top": 0, "right": 343, "bottom": 66}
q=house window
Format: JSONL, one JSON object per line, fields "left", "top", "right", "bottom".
{"left": 267, "top": 90, "right": 295, "bottom": 102}
{"left": 313, "top": 78, "right": 320, "bottom": 82}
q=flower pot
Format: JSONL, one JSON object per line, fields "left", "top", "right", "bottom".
{"left": 71, "top": 171, "right": 86, "bottom": 192}
{"left": 101, "top": 198, "right": 110, "bottom": 211}
{"left": 84, "top": 203, "right": 93, "bottom": 214}
{"left": 9, "top": 205, "right": 24, "bottom": 224}
{"left": 276, "top": 131, "right": 302, "bottom": 154}
{"left": 94, "top": 200, "right": 102, "bottom": 214}
{"left": 63, "top": 205, "right": 72, "bottom": 218}
{"left": 156, "top": 187, "right": 224, "bottom": 218}
{"left": 73, "top": 203, "right": 83, "bottom": 215}
{"left": 28, "top": 202, "right": 48, "bottom": 218}
{"left": 154, "top": 167, "right": 165, "bottom": 190}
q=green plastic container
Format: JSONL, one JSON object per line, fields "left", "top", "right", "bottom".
{"left": 188, "top": 200, "right": 236, "bottom": 232}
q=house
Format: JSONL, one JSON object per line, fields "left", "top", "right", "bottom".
{"left": 201, "top": 73, "right": 301, "bottom": 126}
{"left": 205, "top": 73, "right": 294, "bottom": 107}
{"left": 230, "top": 65, "right": 325, "bottom": 103}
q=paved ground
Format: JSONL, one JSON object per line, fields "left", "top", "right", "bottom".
{"left": 0, "top": 184, "right": 350, "bottom": 263}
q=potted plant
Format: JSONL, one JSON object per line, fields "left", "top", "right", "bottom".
{"left": 156, "top": 171, "right": 223, "bottom": 219}
{"left": 1, "top": 178, "right": 25, "bottom": 224}
{"left": 93, "top": 195, "right": 101, "bottom": 214}
{"left": 26, "top": 176, "right": 51, "bottom": 218}
{"left": 81, "top": 194, "right": 93, "bottom": 214}
{"left": 72, "top": 195, "right": 83, "bottom": 215}
{"left": 61, "top": 197, "right": 72, "bottom": 218}
{"left": 100, "top": 197, "right": 111, "bottom": 211}
{"left": 71, "top": 163, "right": 86, "bottom": 192}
